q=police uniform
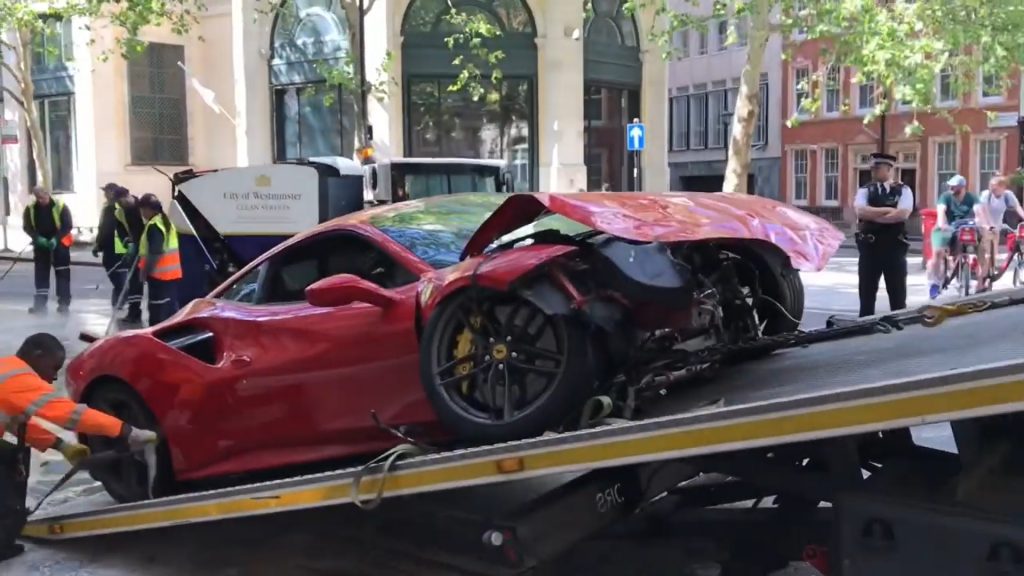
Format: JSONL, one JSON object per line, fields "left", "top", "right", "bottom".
{"left": 854, "top": 153, "right": 913, "bottom": 317}
{"left": 21, "top": 198, "right": 73, "bottom": 314}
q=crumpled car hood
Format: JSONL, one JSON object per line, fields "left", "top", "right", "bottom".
{"left": 460, "top": 192, "right": 845, "bottom": 272}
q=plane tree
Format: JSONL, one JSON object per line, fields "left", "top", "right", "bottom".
{"left": 639, "top": 0, "right": 1024, "bottom": 194}
{"left": 0, "top": 0, "right": 207, "bottom": 192}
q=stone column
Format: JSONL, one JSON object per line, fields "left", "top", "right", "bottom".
{"left": 536, "top": 0, "right": 587, "bottom": 192}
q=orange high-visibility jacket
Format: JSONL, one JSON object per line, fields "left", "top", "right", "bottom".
{"left": 0, "top": 356, "right": 124, "bottom": 451}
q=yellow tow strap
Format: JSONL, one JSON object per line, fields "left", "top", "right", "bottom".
{"left": 920, "top": 300, "right": 993, "bottom": 327}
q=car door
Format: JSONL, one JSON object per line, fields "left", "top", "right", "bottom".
{"left": 203, "top": 231, "right": 430, "bottom": 471}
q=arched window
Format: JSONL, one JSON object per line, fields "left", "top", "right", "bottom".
{"left": 401, "top": 0, "right": 538, "bottom": 192}
{"left": 269, "top": 0, "right": 355, "bottom": 161}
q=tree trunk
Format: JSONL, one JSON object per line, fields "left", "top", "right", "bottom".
{"left": 16, "top": 28, "right": 50, "bottom": 192}
{"left": 721, "top": 0, "right": 771, "bottom": 195}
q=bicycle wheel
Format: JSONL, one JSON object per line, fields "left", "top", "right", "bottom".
{"left": 960, "top": 257, "right": 972, "bottom": 297}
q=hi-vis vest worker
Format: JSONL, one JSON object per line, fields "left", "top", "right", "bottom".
{"left": 138, "top": 215, "right": 182, "bottom": 281}
{"left": 113, "top": 203, "right": 131, "bottom": 255}
{"left": 28, "top": 199, "right": 73, "bottom": 248}
{"left": 0, "top": 356, "right": 124, "bottom": 450}
{"left": 0, "top": 333, "right": 158, "bottom": 563}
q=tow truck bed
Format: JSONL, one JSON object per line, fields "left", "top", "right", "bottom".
{"left": 23, "top": 300, "right": 1024, "bottom": 541}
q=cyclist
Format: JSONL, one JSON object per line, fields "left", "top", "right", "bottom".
{"left": 927, "top": 174, "right": 978, "bottom": 299}
{"left": 976, "top": 174, "right": 1024, "bottom": 291}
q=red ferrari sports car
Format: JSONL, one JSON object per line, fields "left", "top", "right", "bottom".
{"left": 67, "top": 192, "right": 843, "bottom": 502}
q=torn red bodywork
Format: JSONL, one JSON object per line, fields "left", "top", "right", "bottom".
{"left": 461, "top": 192, "right": 844, "bottom": 272}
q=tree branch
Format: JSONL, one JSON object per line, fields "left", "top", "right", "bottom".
{"left": 0, "top": 60, "right": 23, "bottom": 91}
{"left": 2, "top": 86, "right": 24, "bottom": 111}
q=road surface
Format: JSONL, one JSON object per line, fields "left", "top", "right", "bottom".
{"left": 0, "top": 252, "right": 999, "bottom": 575}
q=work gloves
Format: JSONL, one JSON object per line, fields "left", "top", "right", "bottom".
{"left": 53, "top": 438, "right": 91, "bottom": 466}
{"left": 33, "top": 237, "right": 49, "bottom": 249}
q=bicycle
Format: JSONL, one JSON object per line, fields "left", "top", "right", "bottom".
{"left": 937, "top": 220, "right": 981, "bottom": 297}
{"left": 989, "top": 222, "right": 1024, "bottom": 288}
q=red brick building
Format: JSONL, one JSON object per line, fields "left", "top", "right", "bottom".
{"left": 781, "top": 39, "right": 1021, "bottom": 226}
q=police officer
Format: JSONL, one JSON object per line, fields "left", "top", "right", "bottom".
{"left": 853, "top": 152, "right": 914, "bottom": 317}
{"left": 0, "top": 333, "right": 158, "bottom": 561}
{"left": 137, "top": 194, "right": 182, "bottom": 326}
{"left": 22, "top": 187, "right": 73, "bottom": 316}
{"left": 112, "top": 186, "right": 145, "bottom": 324}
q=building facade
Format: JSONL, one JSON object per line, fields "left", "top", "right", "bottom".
{"left": 0, "top": 0, "right": 669, "bottom": 241}
{"left": 781, "top": 39, "right": 1021, "bottom": 225}
{"left": 667, "top": 0, "right": 781, "bottom": 197}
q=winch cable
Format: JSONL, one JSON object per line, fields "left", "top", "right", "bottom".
{"left": 0, "top": 244, "right": 32, "bottom": 283}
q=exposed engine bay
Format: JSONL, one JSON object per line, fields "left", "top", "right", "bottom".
{"left": 496, "top": 230, "right": 802, "bottom": 417}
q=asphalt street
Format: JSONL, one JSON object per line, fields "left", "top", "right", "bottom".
{"left": 0, "top": 250, "right": 1000, "bottom": 576}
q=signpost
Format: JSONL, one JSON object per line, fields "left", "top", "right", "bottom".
{"left": 626, "top": 119, "right": 644, "bottom": 192}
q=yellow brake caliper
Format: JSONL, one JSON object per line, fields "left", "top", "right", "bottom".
{"left": 454, "top": 315, "right": 482, "bottom": 395}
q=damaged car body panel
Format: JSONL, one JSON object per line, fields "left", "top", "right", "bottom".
{"left": 67, "top": 192, "right": 842, "bottom": 504}
{"left": 460, "top": 192, "right": 845, "bottom": 272}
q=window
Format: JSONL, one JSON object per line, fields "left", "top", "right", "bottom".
{"left": 219, "top": 265, "right": 264, "bottom": 303}
{"left": 696, "top": 26, "right": 708, "bottom": 56}
{"left": 935, "top": 140, "right": 958, "bottom": 197}
{"left": 33, "top": 96, "right": 75, "bottom": 193}
{"left": 980, "top": 68, "right": 1004, "bottom": 102}
{"left": 824, "top": 65, "right": 841, "bottom": 115}
{"left": 793, "top": 0, "right": 808, "bottom": 36}
{"left": 709, "top": 89, "right": 727, "bottom": 148}
{"left": 259, "top": 234, "right": 417, "bottom": 304}
{"left": 274, "top": 84, "right": 354, "bottom": 162}
{"left": 689, "top": 92, "right": 707, "bottom": 149}
{"left": 32, "top": 18, "right": 73, "bottom": 68}
{"left": 753, "top": 82, "right": 769, "bottom": 146}
{"left": 671, "top": 96, "right": 688, "bottom": 150}
{"left": 977, "top": 139, "right": 1001, "bottom": 189}
{"left": 793, "top": 67, "right": 810, "bottom": 116}
{"left": 127, "top": 43, "right": 189, "bottom": 165}
{"left": 407, "top": 78, "right": 533, "bottom": 192}
{"left": 857, "top": 75, "right": 877, "bottom": 113}
{"left": 792, "top": 149, "right": 809, "bottom": 204}
{"left": 736, "top": 17, "right": 749, "bottom": 47}
{"left": 714, "top": 20, "right": 728, "bottom": 52}
{"left": 937, "top": 66, "right": 956, "bottom": 105}
{"left": 822, "top": 147, "right": 840, "bottom": 204}
{"left": 674, "top": 28, "right": 689, "bottom": 58}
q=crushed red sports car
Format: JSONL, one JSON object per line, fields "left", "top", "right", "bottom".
{"left": 66, "top": 192, "right": 843, "bottom": 502}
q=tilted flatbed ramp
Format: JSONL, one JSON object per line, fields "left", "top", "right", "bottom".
{"left": 23, "top": 301, "right": 1024, "bottom": 540}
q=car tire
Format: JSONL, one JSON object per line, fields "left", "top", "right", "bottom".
{"left": 83, "top": 380, "right": 175, "bottom": 503}
{"left": 754, "top": 258, "right": 805, "bottom": 336}
{"left": 419, "top": 289, "right": 596, "bottom": 445}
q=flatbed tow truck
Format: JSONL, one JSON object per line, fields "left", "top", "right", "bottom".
{"left": 22, "top": 290, "right": 1024, "bottom": 575}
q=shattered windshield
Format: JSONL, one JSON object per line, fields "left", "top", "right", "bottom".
{"left": 370, "top": 195, "right": 590, "bottom": 269}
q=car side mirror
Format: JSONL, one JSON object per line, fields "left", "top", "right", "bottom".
{"left": 305, "top": 274, "right": 398, "bottom": 308}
